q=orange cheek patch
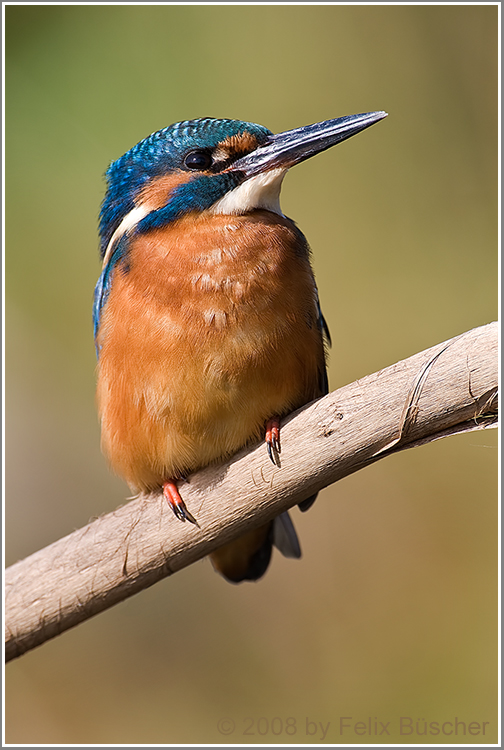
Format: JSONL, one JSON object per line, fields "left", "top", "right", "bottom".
{"left": 136, "top": 172, "right": 193, "bottom": 212}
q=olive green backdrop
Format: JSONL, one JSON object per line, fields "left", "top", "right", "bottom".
{"left": 5, "top": 4, "right": 498, "bottom": 745}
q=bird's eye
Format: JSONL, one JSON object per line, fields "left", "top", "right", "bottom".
{"left": 184, "top": 150, "right": 213, "bottom": 171}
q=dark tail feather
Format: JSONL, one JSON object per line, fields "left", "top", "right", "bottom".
{"left": 298, "top": 492, "right": 318, "bottom": 512}
{"left": 210, "top": 511, "right": 301, "bottom": 583}
{"left": 210, "top": 523, "right": 273, "bottom": 583}
{"left": 272, "top": 511, "right": 301, "bottom": 558}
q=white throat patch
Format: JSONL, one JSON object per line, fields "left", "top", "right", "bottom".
{"left": 210, "top": 167, "right": 287, "bottom": 216}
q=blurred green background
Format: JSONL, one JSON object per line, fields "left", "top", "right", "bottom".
{"left": 5, "top": 4, "right": 498, "bottom": 745}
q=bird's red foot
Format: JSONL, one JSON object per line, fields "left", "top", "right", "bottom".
{"left": 265, "top": 416, "right": 281, "bottom": 464}
{"left": 163, "top": 480, "right": 199, "bottom": 526}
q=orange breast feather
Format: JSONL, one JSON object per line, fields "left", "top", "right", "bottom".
{"left": 96, "top": 210, "right": 326, "bottom": 492}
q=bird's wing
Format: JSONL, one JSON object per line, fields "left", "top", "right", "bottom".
{"left": 93, "top": 235, "right": 129, "bottom": 354}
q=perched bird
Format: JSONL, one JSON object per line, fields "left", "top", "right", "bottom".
{"left": 94, "top": 111, "right": 387, "bottom": 582}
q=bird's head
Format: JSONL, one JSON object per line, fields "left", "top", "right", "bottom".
{"left": 99, "top": 112, "right": 387, "bottom": 263}
{"left": 94, "top": 112, "right": 387, "bottom": 347}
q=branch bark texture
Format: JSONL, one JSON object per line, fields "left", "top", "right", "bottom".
{"left": 5, "top": 323, "right": 498, "bottom": 662}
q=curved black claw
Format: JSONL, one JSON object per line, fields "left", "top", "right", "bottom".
{"left": 172, "top": 502, "right": 199, "bottom": 526}
{"left": 267, "top": 440, "right": 274, "bottom": 464}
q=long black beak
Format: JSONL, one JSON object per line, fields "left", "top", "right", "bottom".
{"left": 231, "top": 111, "right": 387, "bottom": 177}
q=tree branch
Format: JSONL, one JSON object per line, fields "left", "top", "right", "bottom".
{"left": 5, "top": 322, "right": 498, "bottom": 662}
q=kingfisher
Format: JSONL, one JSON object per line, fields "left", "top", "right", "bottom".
{"left": 94, "top": 111, "right": 387, "bottom": 582}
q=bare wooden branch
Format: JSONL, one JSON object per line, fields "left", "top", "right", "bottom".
{"left": 5, "top": 322, "right": 498, "bottom": 662}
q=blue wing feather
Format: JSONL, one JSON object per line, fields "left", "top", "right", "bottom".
{"left": 93, "top": 235, "right": 130, "bottom": 356}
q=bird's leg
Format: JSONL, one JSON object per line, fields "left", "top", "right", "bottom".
{"left": 163, "top": 480, "right": 199, "bottom": 526}
{"left": 265, "top": 416, "right": 281, "bottom": 464}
